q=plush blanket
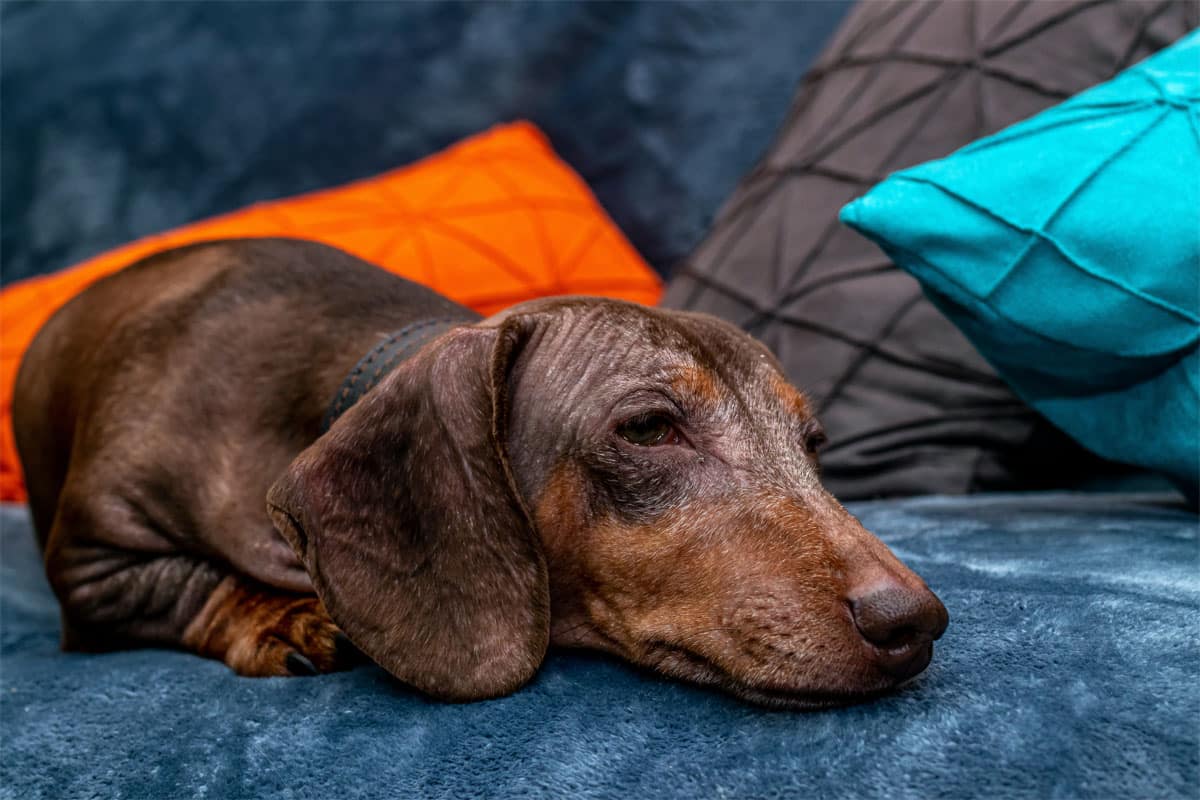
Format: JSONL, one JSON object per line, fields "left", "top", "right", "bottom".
{"left": 2, "top": 493, "right": 1195, "bottom": 799}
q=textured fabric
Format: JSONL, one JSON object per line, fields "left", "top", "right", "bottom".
{"left": 663, "top": 0, "right": 1197, "bottom": 500}
{"left": 842, "top": 30, "right": 1200, "bottom": 499}
{"left": 2, "top": 494, "right": 1197, "bottom": 799}
{"left": 0, "top": 122, "right": 662, "bottom": 503}
{"left": 0, "top": 0, "right": 851, "bottom": 284}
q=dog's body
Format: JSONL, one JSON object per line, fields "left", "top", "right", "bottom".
{"left": 15, "top": 239, "right": 474, "bottom": 673}
{"left": 15, "top": 238, "right": 946, "bottom": 707}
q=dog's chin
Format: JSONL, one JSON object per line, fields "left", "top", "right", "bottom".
{"left": 645, "top": 641, "right": 904, "bottom": 711}
{"left": 721, "top": 681, "right": 893, "bottom": 711}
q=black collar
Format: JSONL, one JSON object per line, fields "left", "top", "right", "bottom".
{"left": 321, "top": 317, "right": 463, "bottom": 432}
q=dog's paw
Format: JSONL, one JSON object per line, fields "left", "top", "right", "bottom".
{"left": 238, "top": 595, "right": 363, "bottom": 677}
{"left": 186, "top": 579, "right": 364, "bottom": 677}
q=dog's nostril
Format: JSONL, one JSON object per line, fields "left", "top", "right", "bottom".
{"left": 849, "top": 584, "right": 948, "bottom": 651}
{"left": 873, "top": 624, "right": 916, "bottom": 650}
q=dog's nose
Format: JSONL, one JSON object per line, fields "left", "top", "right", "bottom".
{"left": 849, "top": 580, "right": 948, "bottom": 679}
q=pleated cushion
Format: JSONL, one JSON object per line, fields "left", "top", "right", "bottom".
{"left": 842, "top": 30, "right": 1199, "bottom": 497}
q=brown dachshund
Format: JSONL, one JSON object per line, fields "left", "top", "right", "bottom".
{"left": 13, "top": 238, "right": 947, "bottom": 708}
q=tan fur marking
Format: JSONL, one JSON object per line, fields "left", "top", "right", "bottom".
{"left": 671, "top": 366, "right": 721, "bottom": 407}
{"left": 770, "top": 372, "right": 811, "bottom": 417}
{"left": 532, "top": 457, "right": 901, "bottom": 699}
{"left": 183, "top": 576, "right": 351, "bottom": 676}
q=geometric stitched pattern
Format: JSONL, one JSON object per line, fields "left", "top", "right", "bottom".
{"left": 0, "top": 122, "right": 662, "bottom": 502}
{"left": 841, "top": 29, "right": 1200, "bottom": 494}
{"left": 664, "top": 0, "right": 1197, "bottom": 499}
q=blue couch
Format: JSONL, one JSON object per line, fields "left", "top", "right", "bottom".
{"left": 2, "top": 3, "right": 1197, "bottom": 798}
{"left": 1, "top": 0, "right": 849, "bottom": 281}
{"left": 3, "top": 495, "right": 1197, "bottom": 798}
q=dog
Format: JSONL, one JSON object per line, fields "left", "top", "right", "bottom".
{"left": 13, "top": 237, "right": 947, "bottom": 708}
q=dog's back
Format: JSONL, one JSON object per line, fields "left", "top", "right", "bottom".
{"left": 14, "top": 237, "right": 473, "bottom": 558}
{"left": 16, "top": 241, "right": 239, "bottom": 542}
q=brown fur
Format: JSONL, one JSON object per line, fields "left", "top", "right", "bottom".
{"left": 14, "top": 238, "right": 947, "bottom": 708}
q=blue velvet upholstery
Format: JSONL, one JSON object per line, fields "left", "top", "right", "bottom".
{"left": 2, "top": 495, "right": 1196, "bottom": 799}
{"left": 0, "top": 0, "right": 850, "bottom": 282}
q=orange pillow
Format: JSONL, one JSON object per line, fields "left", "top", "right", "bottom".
{"left": 0, "top": 121, "right": 662, "bottom": 502}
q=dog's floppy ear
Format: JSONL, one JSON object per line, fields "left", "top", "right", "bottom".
{"left": 266, "top": 320, "right": 548, "bottom": 701}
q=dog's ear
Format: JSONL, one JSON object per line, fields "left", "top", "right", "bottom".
{"left": 266, "top": 320, "right": 548, "bottom": 701}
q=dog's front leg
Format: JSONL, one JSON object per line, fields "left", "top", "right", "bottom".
{"left": 183, "top": 576, "right": 358, "bottom": 676}
{"left": 44, "top": 491, "right": 357, "bottom": 677}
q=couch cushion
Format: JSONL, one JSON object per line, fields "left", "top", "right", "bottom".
{"left": 0, "top": 122, "right": 661, "bottom": 502}
{"left": 842, "top": 30, "right": 1200, "bottom": 500}
{"left": 662, "top": 0, "right": 1197, "bottom": 499}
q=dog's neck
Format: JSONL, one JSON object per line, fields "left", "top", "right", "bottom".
{"left": 321, "top": 318, "right": 463, "bottom": 432}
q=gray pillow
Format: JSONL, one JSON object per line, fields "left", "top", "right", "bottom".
{"left": 663, "top": 0, "right": 1197, "bottom": 499}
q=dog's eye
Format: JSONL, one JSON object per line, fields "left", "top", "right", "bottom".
{"left": 803, "top": 426, "right": 827, "bottom": 455}
{"left": 617, "top": 414, "right": 679, "bottom": 447}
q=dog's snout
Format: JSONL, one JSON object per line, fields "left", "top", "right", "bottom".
{"left": 849, "top": 580, "right": 948, "bottom": 679}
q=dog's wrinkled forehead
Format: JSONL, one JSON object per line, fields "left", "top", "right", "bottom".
{"left": 497, "top": 298, "right": 809, "bottom": 433}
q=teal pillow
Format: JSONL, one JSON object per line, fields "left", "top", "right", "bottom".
{"left": 840, "top": 30, "right": 1200, "bottom": 499}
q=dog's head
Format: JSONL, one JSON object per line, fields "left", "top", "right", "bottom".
{"left": 268, "top": 298, "right": 947, "bottom": 707}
